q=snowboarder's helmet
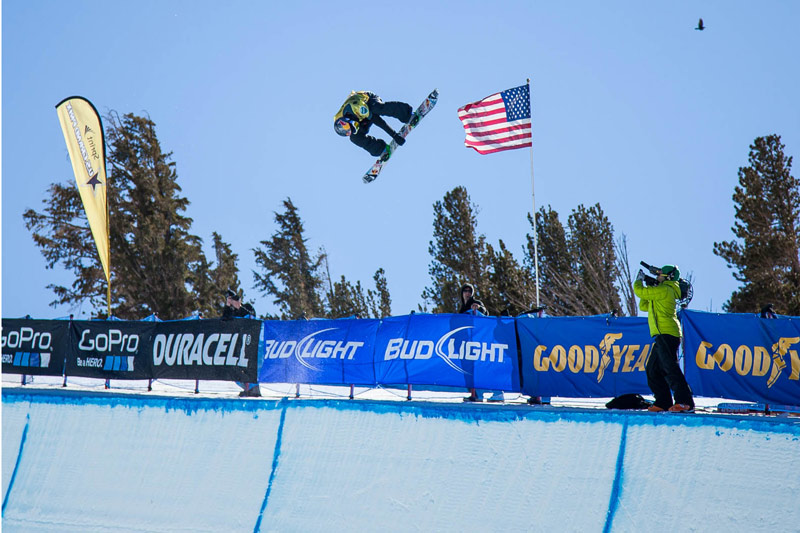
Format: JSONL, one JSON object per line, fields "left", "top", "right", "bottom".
{"left": 334, "top": 117, "right": 358, "bottom": 137}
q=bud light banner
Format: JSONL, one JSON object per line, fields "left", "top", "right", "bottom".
{"left": 259, "top": 318, "right": 379, "bottom": 385}
{"left": 2, "top": 319, "right": 69, "bottom": 376}
{"left": 518, "top": 316, "right": 652, "bottom": 397}
{"left": 66, "top": 320, "right": 155, "bottom": 380}
{"left": 682, "top": 310, "right": 800, "bottom": 405}
{"left": 375, "top": 314, "right": 520, "bottom": 391}
{"left": 151, "top": 319, "right": 261, "bottom": 382}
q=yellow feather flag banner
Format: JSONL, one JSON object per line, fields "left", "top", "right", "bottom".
{"left": 55, "top": 96, "right": 111, "bottom": 284}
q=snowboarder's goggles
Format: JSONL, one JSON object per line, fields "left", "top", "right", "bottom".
{"left": 335, "top": 117, "right": 358, "bottom": 136}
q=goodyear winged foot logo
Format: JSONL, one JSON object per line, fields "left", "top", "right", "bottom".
{"left": 768, "top": 337, "right": 800, "bottom": 387}
{"left": 695, "top": 336, "right": 800, "bottom": 388}
{"left": 597, "top": 333, "right": 624, "bottom": 382}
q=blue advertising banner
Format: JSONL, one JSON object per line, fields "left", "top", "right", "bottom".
{"left": 259, "top": 318, "right": 379, "bottom": 385}
{"left": 682, "top": 310, "right": 800, "bottom": 405}
{"left": 374, "top": 314, "right": 519, "bottom": 391}
{"left": 518, "top": 315, "right": 652, "bottom": 397}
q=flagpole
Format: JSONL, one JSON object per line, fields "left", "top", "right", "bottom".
{"left": 527, "top": 79, "right": 540, "bottom": 307}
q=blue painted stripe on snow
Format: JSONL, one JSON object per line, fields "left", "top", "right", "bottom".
{"left": 2, "top": 414, "right": 30, "bottom": 515}
{"left": 253, "top": 400, "right": 288, "bottom": 533}
{"left": 3, "top": 388, "right": 799, "bottom": 435}
{"left": 603, "top": 418, "right": 629, "bottom": 533}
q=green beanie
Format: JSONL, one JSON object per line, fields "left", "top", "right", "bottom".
{"left": 661, "top": 265, "right": 680, "bottom": 281}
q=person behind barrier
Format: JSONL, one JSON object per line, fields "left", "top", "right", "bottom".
{"left": 458, "top": 283, "right": 500, "bottom": 402}
{"left": 520, "top": 305, "right": 550, "bottom": 406}
{"left": 458, "top": 283, "right": 487, "bottom": 316}
{"left": 760, "top": 303, "right": 777, "bottom": 319}
{"left": 634, "top": 264, "right": 694, "bottom": 413}
{"left": 222, "top": 289, "right": 255, "bottom": 320}
{"left": 221, "top": 289, "right": 260, "bottom": 397}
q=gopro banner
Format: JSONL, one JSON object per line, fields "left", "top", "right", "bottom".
{"left": 682, "top": 310, "right": 800, "bottom": 405}
{"left": 151, "top": 319, "right": 261, "bottom": 382}
{"left": 66, "top": 320, "right": 155, "bottom": 379}
{"left": 374, "top": 314, "right": 520, "bottom": 391}
{"left": 259, "top": 318, "right": 379, "bottom": 385}
{"left": 518, "top": 316, "right": 652, "bottom": 397}
{"left": 2, "top": 319, "right": 70, "bottom": 376}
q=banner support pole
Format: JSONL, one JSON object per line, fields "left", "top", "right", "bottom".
{"left": 105, "top": 140, "right": 112, "bottom": 318}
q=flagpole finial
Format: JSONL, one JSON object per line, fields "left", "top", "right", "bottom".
{"left": 526, "top": 78, "right": 530, "bottom": 84}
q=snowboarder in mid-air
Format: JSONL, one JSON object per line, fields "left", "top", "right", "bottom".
{"left": 334, "top": 91, "right": 414, "bottom": 160}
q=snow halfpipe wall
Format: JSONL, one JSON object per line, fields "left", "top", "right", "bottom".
{"left": 2, "top": 388, "right": 799, "bottom": 532}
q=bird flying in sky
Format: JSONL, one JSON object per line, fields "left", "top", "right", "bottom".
{"left": 695, "top": 18, "right": 705, "bottom": 31}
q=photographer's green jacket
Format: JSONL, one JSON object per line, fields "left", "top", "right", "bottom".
{"left": 633, "top": 280, "right": 682, "bottom": 337}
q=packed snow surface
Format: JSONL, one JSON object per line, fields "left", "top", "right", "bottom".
{"left": 3, "top": 388, "right": 799, "bottom": 532}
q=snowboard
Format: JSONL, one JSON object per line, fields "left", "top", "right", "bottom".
{"left": 362, "top": 89, "right": 438, "bottom": 183}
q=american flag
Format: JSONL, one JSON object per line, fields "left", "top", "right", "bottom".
{"left": 458, "top": 84, "right": 532, "bottom": 154}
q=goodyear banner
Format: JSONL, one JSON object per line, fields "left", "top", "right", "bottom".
{"left": 375, "top": 314, "right": 520, "bottom": 391}
{"left": 55, "top": 97, "right": 110, "bottom": 283}
{"left": 2, "top": 319, "right": 69, "bottom": 376}
{"left": 150, "top": 319, "right": 260, "bottom": 382}
{"left": 259, "top": 318, "right": 380, "bottom": 385}
{"left": 66, "top": 320, "right": 154, "bottom": 380}
{"left": 518, "top": 316, "right": 652, "bottom": 397}
{"left": 682, "top": 310, "right": 800, "bottom": 405}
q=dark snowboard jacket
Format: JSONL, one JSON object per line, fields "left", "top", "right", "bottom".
{"left": 336, "top": 91, "right": 410, "bottom": 157}
{"left": 221, "top": 302, "right": 256, "bottom": 320}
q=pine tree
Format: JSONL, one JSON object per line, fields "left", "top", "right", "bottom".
{"left": 526, "top": 203, "right": 624, "bottom": 316}
{"left": 372, "top": 268, "right": 392, "bottom": 318}
{"left": 615, "top": 234, "right": 638, "bottom": 316}
{"left": 325, "top": 275, "right": 373, "bottom": 318}
{"left": 253, "top": 198, "right": 325, "bottom": 319}
{"left": 423, "top": 186, "right": 537, "bottom": 316}
{"left": 422, "top": 186, "right": 493, "bottom": 313}
{"left": 567, "top": 204, "right": 622, "bottom": 315}
{"left": 714, "top": 135, "right": 800, "bottom": 314}
{"left": 192, "top": 232, "right": 245, "bottom": 318}
{"left": 526, "top": 207, "right": 574, "bottom": 315}
{"left": 321, "top": 253, "right": 392, "bottom": 319}
{"left": 23, "top": 112, "right": 220, "bottom": 320}
{"left": 488, "top": 240, "right": 536, "bottom": 315}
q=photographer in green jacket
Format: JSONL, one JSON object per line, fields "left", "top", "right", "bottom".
{"left": 633, "top": 264, "right": 695, "bottom": 413}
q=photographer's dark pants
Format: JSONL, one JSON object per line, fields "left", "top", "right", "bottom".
{"left": 646, "top": 334, "right": 694, "bottom": 410}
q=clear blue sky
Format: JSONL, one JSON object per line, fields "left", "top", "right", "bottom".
{"left": 3, "top": 1, "right": 799, "bottom": 319}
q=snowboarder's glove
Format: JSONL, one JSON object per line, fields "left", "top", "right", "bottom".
{"left": 635, "top": 269, "right": 645, "bottom": 282}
